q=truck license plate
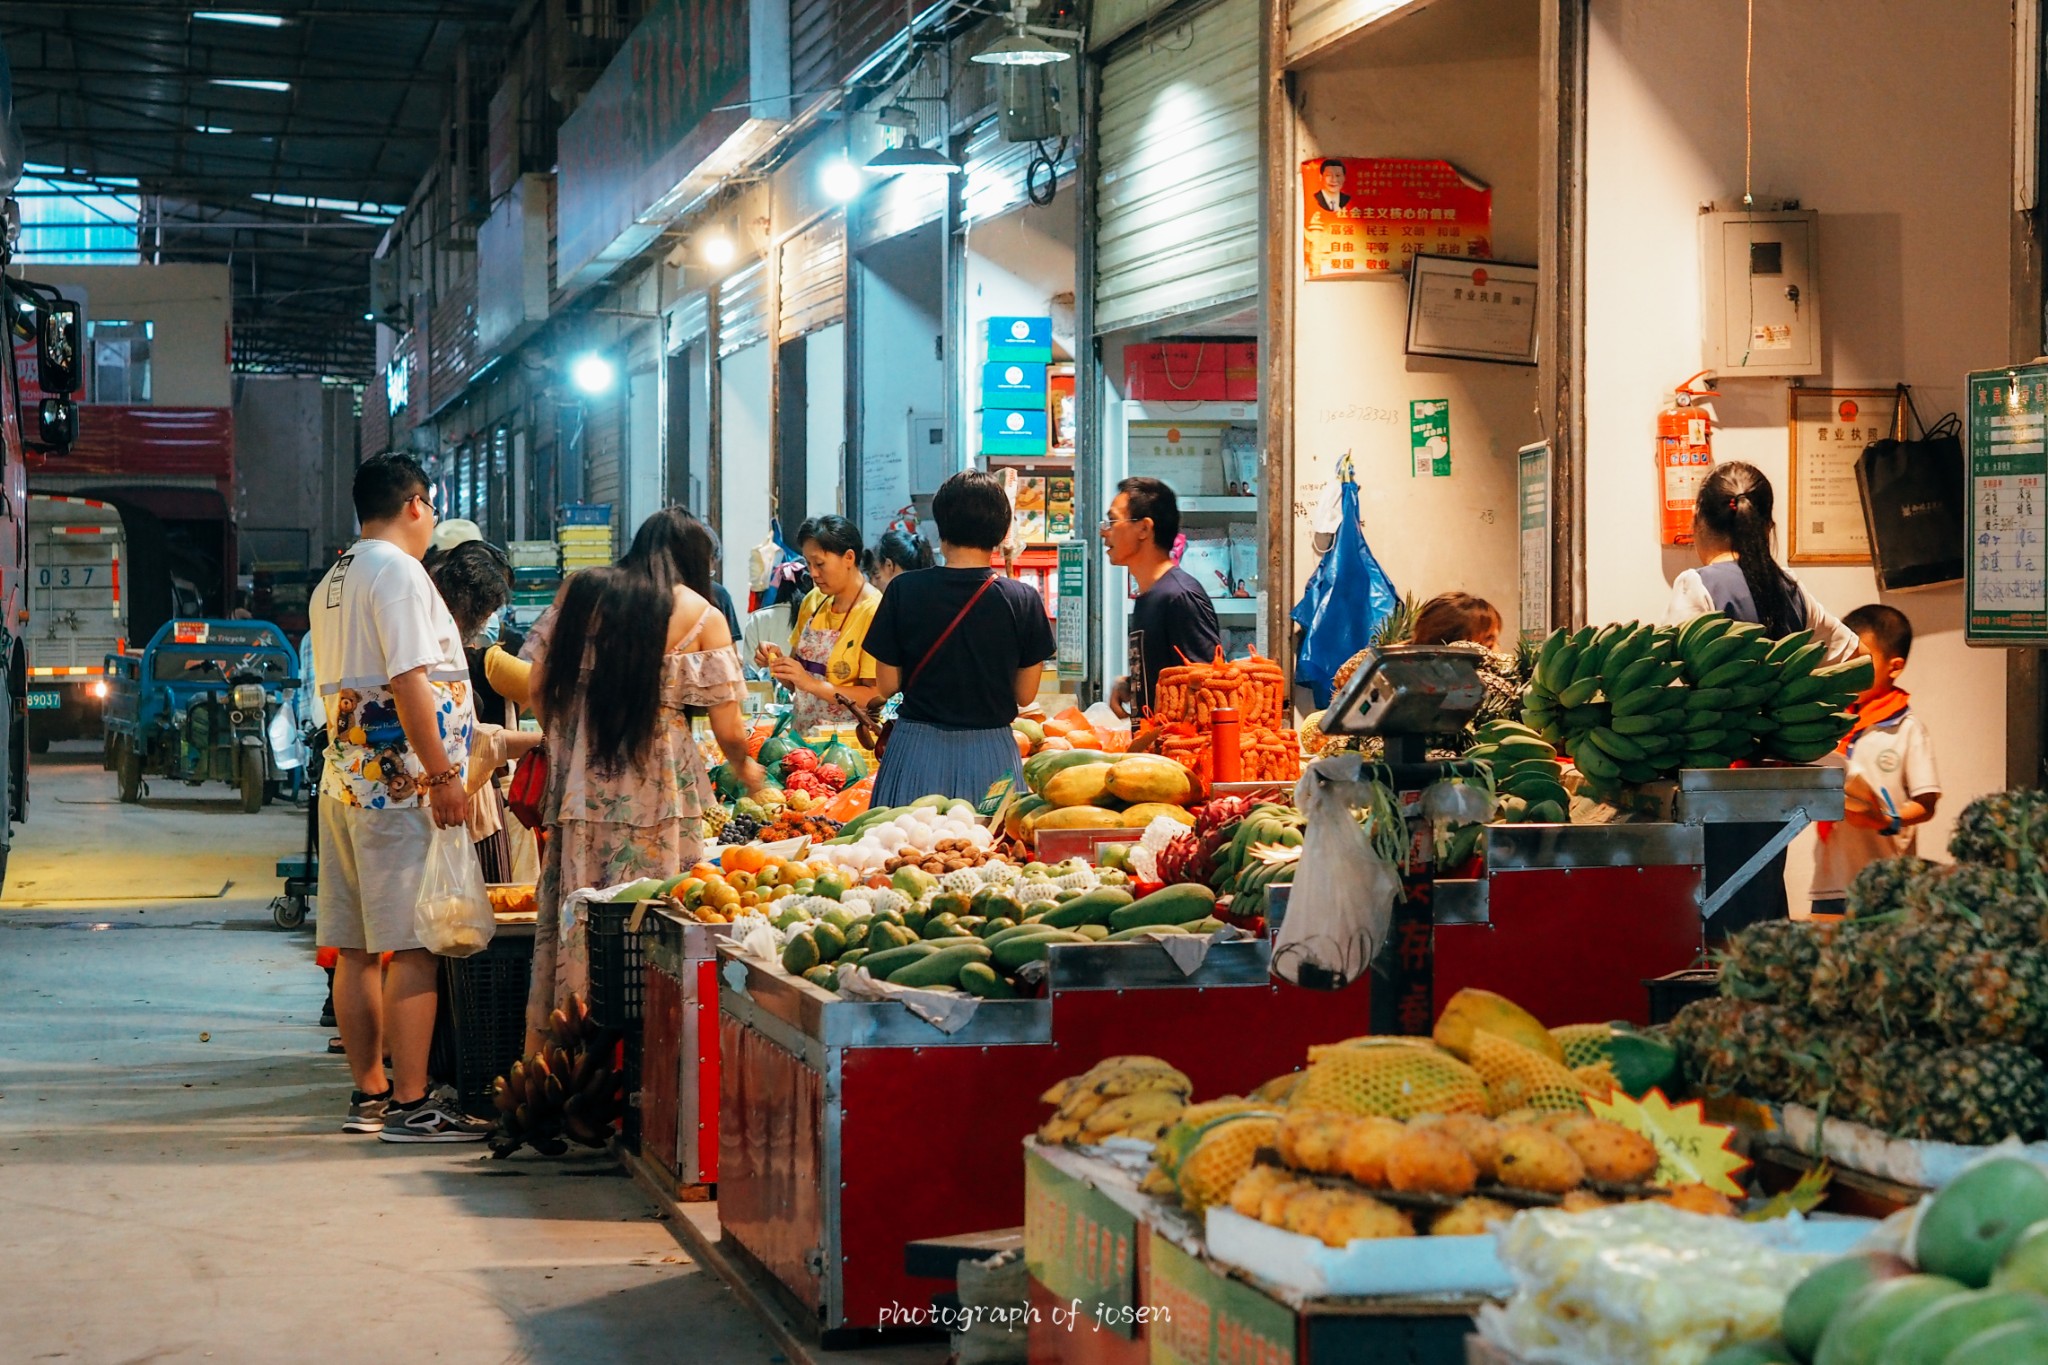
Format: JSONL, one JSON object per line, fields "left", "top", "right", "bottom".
{"left": 26, "top": 690, "right": 59, "bottom": 711}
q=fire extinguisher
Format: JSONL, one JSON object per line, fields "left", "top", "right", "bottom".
{"left": 1657, "top": 371, "right": 1720, "bottom": 546}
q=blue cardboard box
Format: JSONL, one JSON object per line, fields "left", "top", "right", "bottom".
{"left": 985, "top": 316, "right": 1053, "bottom": 363}
{"left": 980, "top": 407, "right": 1050, "bottom": 456}
{"left": 981, "top": 361, "right": 1048, "bottom": 410}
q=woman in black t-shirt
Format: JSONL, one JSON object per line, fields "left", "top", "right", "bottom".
{"left": 867, "top": 471, "right": 1056, "bottom": 805}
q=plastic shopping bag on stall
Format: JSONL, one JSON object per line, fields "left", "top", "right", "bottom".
{"left": 1290, "top": 467, "right": 1398, "bottom": 709}
{"left": 414, "top": 825, "right": 495, "bottom": 958}
{"left": 1271, "top": 754, "right": 1399, "bottom": 990}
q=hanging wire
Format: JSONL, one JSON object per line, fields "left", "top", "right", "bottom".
{"left": 1026, "top": 135, "right": 1066, "bottom": 205}
{"left": 1742, "top": 0, "right": 1755, "bottom": 208}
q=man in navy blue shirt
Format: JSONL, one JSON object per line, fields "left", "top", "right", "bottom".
{"left": 1103, "top": 476, "right": 1220, "bottom": 720}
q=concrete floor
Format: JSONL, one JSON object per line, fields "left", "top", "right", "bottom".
{"left": 0, "top": 745, "right": 788, "bottom": 1363}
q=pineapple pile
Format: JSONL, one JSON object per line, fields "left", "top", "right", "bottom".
{"left": 1668, "top": 788, "right": 2048, "bottom": 1146}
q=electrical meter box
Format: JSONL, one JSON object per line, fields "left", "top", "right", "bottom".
{"left": 1700, "top": 208, "right": 1820, "bottom": 376}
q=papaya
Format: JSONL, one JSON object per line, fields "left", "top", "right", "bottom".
{"left": 985, "top": 921, "right": 1068, "bottom": 948}
{"left": 1122, "top": 802, "right": 1196, "bottom": 828}
{"left": 886, "top": 942, "right": 993, "bottom": 988}
{"left": 1107, "top": 885, "right": 1218, "bottom": 933}
{"left": 1075, "top": 924, "right": 1110, "bottom": 941}
{"left": 1105, "top": 922, "right": 1191, "bottom": 942}
{"left": 1005, "top": 794, "right": 1049, "bottom": 842}
{"left": 1024, "top": 748, "right": 1113, "bottom": 794}
{"left": 959, "top": 962, "right": 1017, "bottom": 999}
{"left": 857, "top": 942, "right": 939, "bottom": 978}
{"left": 1431, "top": 988, "right": 1565, "bottom": 1064}
{"left": 993, "top": 929, "right": 1091, "bottom": 971}
{"left": 1011, "top": 719, "right": 1044, "bottom": 747}
{"left": 978, "top": 917, "right": 1017, "bottom": 939}
{"left": 1028, "top": 805, "right": 1125, "bottom": 839}
{"left": 1037, "top": 887, "right": 1133, "bottom": 929}
{"left": 1104, "top": 754, "right": 1194, "bottom": 806}
{"left": 1042, "top": 762, "right": 1117, "bottom": 808}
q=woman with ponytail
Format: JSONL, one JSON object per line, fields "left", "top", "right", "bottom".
{"left": 1663, "top": 461, "right": 1858, "bottom": 939}
{"left": 1664, "top": 461, "right": 1859, "bottom": 661}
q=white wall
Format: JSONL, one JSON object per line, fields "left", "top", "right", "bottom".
{"left": 805, "top": 323, "right": 846, "bottom": 518}
{"left": 1288, "top": 0, "right": 1540, "bottom": 640}
{"left": 627, "top": 329, "right": 663, "bottom": 533}
{"left": 1584, "top": 0, "right": 2014, "bottom": 889}
{"left": 719, "top": 342, "right": 774, "bottom": 605}
{"left": 27, "top": 263, "right": 233, "bottom": 407}
{"left": 854, "top": 222, "right": 947, "bottom": 540}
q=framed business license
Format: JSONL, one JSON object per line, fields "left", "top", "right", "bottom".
{"left": 1404, "top": 255, "right": 1539, "bottom": 365}
{"left": 1787, "top": 387, "right": 1898, "bottom": 564}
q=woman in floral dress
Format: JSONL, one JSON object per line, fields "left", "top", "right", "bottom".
{"left": 523, "top": 565, "right": 764, "bottom": 1044}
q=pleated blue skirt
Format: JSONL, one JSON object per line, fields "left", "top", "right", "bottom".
{"left": 871, "top": 720, "right": 1023, "bottom": 807}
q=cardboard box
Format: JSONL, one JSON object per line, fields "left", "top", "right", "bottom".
{"left": 1048, "top": 476, "right": 1075, "bottom": 539}
{"left": 1049, "top": 371, "right": 1078, "bottom": 450}
{"left": 1124, "top": 341, "right": 1227, "bottom": 402}
{"left": 981, "top": 408, "right": 1050, "bottom": 456}
{"left": 1012, "top": 476, "right": 1047, "bottom": 543}
{"left": 1223, "top": 341, "right": 1259, "bottom": 401}
{"left": 985, "top": 316, "right": 1053, "bottom": 362}
{"left": 981, "top": 361, "right": 1048, "bottom": 410}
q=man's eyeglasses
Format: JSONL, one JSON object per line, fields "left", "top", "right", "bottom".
{"left": 410, "top": 493, "right": 437, "bottom": 516}
{"left": 1099, "top": 516, "right": 1143, "bottom": 532}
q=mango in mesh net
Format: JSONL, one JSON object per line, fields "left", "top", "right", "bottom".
{"left": 1290, "top": 1042, "right": 1488, "bottom": 1120}
{"left": 1469, "top": 1031, "right": 1593, "bottom": 1116}
{"left": 1176, "top": 1116, "right": 1280, "bottom": 1213}
{"left": 1550, "top": 1023, "right": 1614, "bottom": 1070}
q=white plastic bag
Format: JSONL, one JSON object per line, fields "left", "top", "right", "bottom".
{"left": 1271, "top": 755, "right": 1398, "bottom": 990}
{"left": 414, "top": 825, "right": 495, "bottom": 957}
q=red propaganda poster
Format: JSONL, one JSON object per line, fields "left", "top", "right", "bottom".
{"left": 1301, "top": 157, "right": 1492, "bottom": 279}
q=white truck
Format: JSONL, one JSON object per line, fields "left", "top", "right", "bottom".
{"left": 25, "top": 493, "right": 126, "bottom": 749}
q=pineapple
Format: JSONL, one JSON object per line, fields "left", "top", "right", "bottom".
{"left": 1845, "top": 855, "right": 1933, "bottom": 919}
{"left": 1949, "top": 788, "right": 2048, "bottom": 874}
{"left": 1906, "top": 862, "right": 2048, "bottom": 945}
{"left": 1857, "top": 1039, "right": 2048, "bottom": 1145}
{"left": 1807, "top": 919, "right": 1883, "bottom": 1020}
{"left": 1668, "top": 998, "right": 1757, "bottom": 1091}
{"left": 1928, "top": 946, "right": 2048, "bottom": 1049}
{"left": 1717, "top": 920, "right": 1824, "bottom": 1004}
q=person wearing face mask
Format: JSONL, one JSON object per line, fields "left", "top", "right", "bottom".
{"left": 754, "top": 514, "right": 881, "bottom": 736}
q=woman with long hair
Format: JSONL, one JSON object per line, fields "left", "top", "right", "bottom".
{"left": 1665, "top": 461, "right": 1859, "bottom": 659}
{"left": 754, "top": 514, "right": 881, "bottom": 736}
{"left": 522, "top": 565, "right": 763, "bottom": 1043}
{"left": 622, "top": 506, "right": 741, "bottom": 641}
{"left": 1663, "top": 461, "right": 1858, "bottom": 938}
{"left": 866, "top": 471, "right": 1054, "bottom": 804}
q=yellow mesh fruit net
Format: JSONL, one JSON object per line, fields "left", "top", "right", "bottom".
{"left": 1471, "top": 1032, "right": 1591, "bottom": 1116}
{"left": 1572, "top": 1062, "right": 1620, "bottom": 1098}
{"left": 1177, "top": 1116, "right": 1280, "bottom": 1213}
{"left": 1290, "top": 1043, "right": 1488, "bottom": 1120}
{"left": 1550, "top": 1024, "right": 1613, "bottom": 1071}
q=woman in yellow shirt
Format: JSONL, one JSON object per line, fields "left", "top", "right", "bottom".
{"left": 754, "top": 515, "right": 881, "bottom": 735}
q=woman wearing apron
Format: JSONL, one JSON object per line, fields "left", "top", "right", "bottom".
{"left": 755, "top": 515, "right": 881, "bottom": 736}
{"left": 1663, "top": 461, "right": 1860, "bottom": 939}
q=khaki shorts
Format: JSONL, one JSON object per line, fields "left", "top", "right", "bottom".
{"left": 316, "top": 798, "right": 436, "bottom": 953}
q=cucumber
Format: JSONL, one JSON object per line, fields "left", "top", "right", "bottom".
{"left": 857, "top": 942, "right": 939, "bottom": 978}
{"left": 1107, "top": 884, "right": 1218, "bottom": 933}
{"left": 886, "top": 942, "right": 993, "bottom": 988}
{"left": 993, "top": 930, "right": 1090, "bottom": 971}
{"left": 958, "top": 963, "right": 1017, "bottom": 999}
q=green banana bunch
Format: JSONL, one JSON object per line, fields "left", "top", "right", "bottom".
{"left": 1467, "top": 719, "right": 1570, "bottom": 823}
{"left": 1210, "top": 803, "right": 1305, "bottom": 891}
{"left": 1757, "top": 653, "right": 1875, "bottom": 762}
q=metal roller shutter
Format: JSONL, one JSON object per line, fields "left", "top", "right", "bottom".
{"left": 670, "top": 291, "right": 711, "bottom": 348}
{"left": 778, "top": 215, "right": 847, "bottom": 342}
{"left": 962, "top": 118, "right": 1079, "bottom": 225}
{"left": 718, "top": 262, "right": 769, "bottom": 358}
{"left": 582, "top": 386, "right": 625, "bottom": 521}
{"left": 1092, "top": 0, "right": 1261, "bottom": 333}
{"left": 856, "top": 168, "right": 948, "bottom": 247}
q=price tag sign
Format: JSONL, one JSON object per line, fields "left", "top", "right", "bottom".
{"left": 1586, "top": 1088, "right": 1750, "bottom": 1196}
{"left": 1056, "top": 541, "right": 1087, "bottom": 681}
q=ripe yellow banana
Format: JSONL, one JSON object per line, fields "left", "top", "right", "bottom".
{"left": 1082, "top": 1090, "right": 1186, "bottom": 1138}
{"left": 1056, "top": 1089, "right": 1109, "bottom": 1124}
{"left": 1038, "top": 1114, "right": 1084, "bottom": 1143}
{"left": 1089, "top": 1063, "right": 1193, "bottom": 1099}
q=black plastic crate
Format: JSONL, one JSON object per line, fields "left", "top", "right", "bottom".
{"left": 444, "top": 930, "right": 535, "bottom": 1113}
{"left": 585, "top": 899, "right": 652, "bottom": 1029}
{"left": 1645, "top": 967, "right": 1720, "bottom": 1025}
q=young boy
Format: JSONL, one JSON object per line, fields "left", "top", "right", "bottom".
{"left": 1809, "top": 604, "right": 1941, "bottom": 915}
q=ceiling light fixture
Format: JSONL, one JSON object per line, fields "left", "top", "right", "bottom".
{"left": 701, "top": 234, "right": 736, "bottom": 266}
{"left": 875, "top": 102, "right": 918, "bottom": 131}
{"left": 210, "top": 78, "right": 292, "bottom": 93}
{"left": 820, "top": 157, "right": 866, "bottom": 201}
{"left": 866, "top": 142, "right": 961, "bottom": 174}
{"left": 195, "top": 125, "right": 235, "bottom": 135}
{"left": 570, "top": 353, "right": 617, "bottom": 396}
{"left": 971, "top": 2, "right": 1076, "bottom": 65}
{"left": 195, "top": 11, "right": 287, "bottom": 26}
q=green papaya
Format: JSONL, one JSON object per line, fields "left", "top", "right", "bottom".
{"left": 856, "top": 942, "right": 939, "bottom": 978}
{"left": 885, "top": 942, "right": 993, "bottom": 988}
{"left": 1038, "top": 887, "right": 1133, "bottom": 928}
{"left": 1107, "top": 885, "right": 1218, "bottom": 933}
{"left": 959, "top": 963, "right": 1017, "bottom": 999}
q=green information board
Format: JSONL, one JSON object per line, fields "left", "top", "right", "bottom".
{"left": 1024, "top": 1147, "right": 1140, "bottom": 1337}
{"left": 1056, "top": 541, "right": 1087, "bottom": 682}
{"left": 1967, "top": 363, "right": 2048, "bottom": 644}
{"left": 1517, "top": 440, "right": 1550, "bottom": 646}
{"left": 1146, "top": 1232, "right": 1298, "bottom": 1365}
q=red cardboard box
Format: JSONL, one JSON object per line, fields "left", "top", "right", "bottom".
{"left": 1124, "top": 341, "right": 1227, "bottom": 402}
{"left": 1224, "top": 341, "right": 1259, "bottom": 401}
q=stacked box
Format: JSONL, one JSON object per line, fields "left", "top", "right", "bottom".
{"left": 557, "top": 505, "right": 615, "bottom": 575}
{"left": 978, "top": 318, "right": 1054, "bottom": 461}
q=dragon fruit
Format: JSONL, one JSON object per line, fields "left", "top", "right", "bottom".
{"left": 1185, "top": 796, "right": 1254, "bottom": 884}
{"left": 1157, "top": 830, "right": 1204, "bottom": 886}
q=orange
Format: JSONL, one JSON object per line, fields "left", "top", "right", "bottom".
{"left": 723, "top": 845, "right": 766, "bottom": 875}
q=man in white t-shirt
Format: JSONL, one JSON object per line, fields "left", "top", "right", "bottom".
{"left": 313, "top": 454, "right": 486, "bottom": 1142}
{"left": 1810, "top": 604, "right": 1941, "bottom": 915}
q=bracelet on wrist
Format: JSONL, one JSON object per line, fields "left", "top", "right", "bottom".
{"left": 419, "top": 765, "right": 461, "bottom": 790}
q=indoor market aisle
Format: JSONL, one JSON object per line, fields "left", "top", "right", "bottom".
{"left": 0, "top": 747, "right": 785, "bottom": 1363}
